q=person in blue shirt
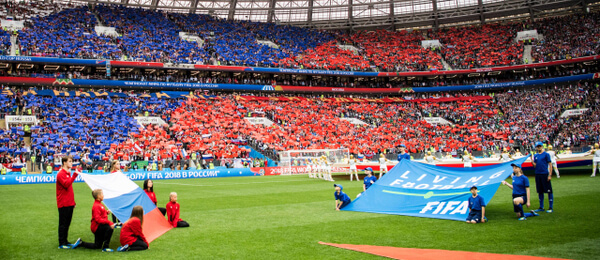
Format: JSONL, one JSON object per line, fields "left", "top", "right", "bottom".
{"left": 363, "top": 167, "right": 377, "bottom": 191}
{"left": 501, "top": 163, "right": 539, "bottom": 220}
{"left": 334, "top": 184, "right": 351, "bottom": 211}
{"left": 466, "top": 186, "right": 486, "bottom": 223}
{"left": 397, "top": 144, "right": 411, "bottom": 162}
{"left": 531, "top": 142, "right": 554, "bottom": 213}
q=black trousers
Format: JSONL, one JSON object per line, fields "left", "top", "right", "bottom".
{"left": 58, "top": 206, "right": 74, "bottom": 246}
{"left": 177, "top": 220, "right": 190, "bottom": 227}
{"left": 158, "top": 207, "right": 167, "bottom": 216}
{"left": 112, "top": 214, "right": 120, "bottom": 223}
{"left": 81, "top": 224, "right": 114, "bottom": 249}
{"left": 129, "top": 238, "right": 149, "bottom": 251}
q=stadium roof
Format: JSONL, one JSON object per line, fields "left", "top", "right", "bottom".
{"left": 57, "top": 0, "right": 599, "bottom": 30}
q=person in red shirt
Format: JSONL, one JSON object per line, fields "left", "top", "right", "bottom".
{"left": 109, "top": 161, "right": 122, "bottom": 174}
{"left": 79, "top": 189, "right": 117, "bottom": 251}
{"left": 143, "top": 179, "right": 166, "bottom": 216}
{"left": 118, "top": 206, "right": 148, "bottom": 252}
{"left": 56, "top": 156, "right": 83, "bottom": 249}
{"left": 166, "top": 192, "right": 189, "bottom": 228}
{"left": 109, "top": 161, "right": 122, "bottom": 224}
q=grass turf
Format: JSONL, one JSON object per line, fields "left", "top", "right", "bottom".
{"left": 0, "top": 166, "right": 599, "bottom": 260}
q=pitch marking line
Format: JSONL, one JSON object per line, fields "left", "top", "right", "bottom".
{"left": 158, "top": 179, "right": 311, "bottom": 187}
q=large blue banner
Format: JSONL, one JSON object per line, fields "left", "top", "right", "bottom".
{"left": 49, "top": 73, "right": 600, "bottom": 92}
{"left": 250, "top": 67, "right": 379, "bottom": 77}
{"left": 411, "top": 73, "right": 594, "bottom": 92}
{"left": 343, "top": 157, "right": 528, "bottom": 221}
{"left": 71, "top": 78, "right": 270, "bottom": 91}
{"left": 29, "top": 73, "right": 592, "bottom": 92}
{"left": 0, "top": 168, "right": 262, "bottom": 185}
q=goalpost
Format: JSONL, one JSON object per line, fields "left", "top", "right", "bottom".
{"left": 278, "top": 149, "right": 350, "bottom": 176}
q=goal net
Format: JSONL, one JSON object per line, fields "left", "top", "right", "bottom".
{"left": 278, "top": 149, "right": 350, "bottom": 175}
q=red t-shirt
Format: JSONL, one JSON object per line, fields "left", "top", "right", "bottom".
{"left": 56, "top": 168, "right": 78, "bottom": 208}
{"left": 166, "top": 201, "right": 181, "bottom": 228}
{"left": 145, "top": 190, "right": 157, "bottom": 205}
{"left": 91, "top": 200, "right": 114, "bottom": 233}
{"left": 120, "top": 217, "right": 148, "bottom": 247}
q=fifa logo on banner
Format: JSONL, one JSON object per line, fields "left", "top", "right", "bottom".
{"left": 419, "top": 201, "right": 469, "bottom": 215}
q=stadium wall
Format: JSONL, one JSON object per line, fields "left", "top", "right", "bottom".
{"left": 0, "top": 55, "right": 598, "bottom": 77}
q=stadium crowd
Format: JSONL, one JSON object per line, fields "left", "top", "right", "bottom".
{"left": 430, "top": 23, "right": 524, "bottom": 69}
{"left": 0, "top": 0, "right": 68, "bottom": 21}
{"left": 95, "top": 5, "right": 202, "bottom": 64}
{"left": 0, "top": 28, "right": 10, "bottom": 55}
{"left": 0, "top": 79, "right": 598, "bottom": 171}
{"left": 531, "top": 12, "right": 600, "bottom": 62}
{"left": 18, "top": 6, "right": 122, "bottom": 59}
{"left": 8, "top": 4, "right": 600, "bottom": 71}
{"left": 495, "top": 84, "right": 592, "bottom": 149}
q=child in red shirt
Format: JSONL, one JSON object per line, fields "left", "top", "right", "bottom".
{"left": 143, "top": 179, "right": 167, "bottom": 216}
{"left": 166, "top": 192, "right": 190, "bottom": 228}
{"left": 118, "top": 206, "right": 148, "bottom": 252}
{"left": 79, "top": 189, "right": 117, "bottom": 251}
{"left": 110, "top": 161, "right": 122, "bottom": 224}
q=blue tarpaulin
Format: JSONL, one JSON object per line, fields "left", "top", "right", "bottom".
{"left": 343, "top": 157, "right": 528, "bottom": 221}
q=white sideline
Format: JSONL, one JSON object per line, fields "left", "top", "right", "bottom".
{"left": 157, "top": 179, "right": 309, "bottom": 187}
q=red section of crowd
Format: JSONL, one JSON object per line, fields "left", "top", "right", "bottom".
{"left": 428, "top": 23, "right": 524, "bottom": 69}
{"left": 112, "top": 97, "right": 255, "bottom": 160}
{"left": 283, "top": 30, "right": 444, "bottom": 72}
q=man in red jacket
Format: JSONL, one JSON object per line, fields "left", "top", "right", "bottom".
{"left": 56, "top": 156, "right": 83, "bottom": 249}
{"left": 166, "top": 192, "right": 189, "bottom": 228}
{"left": 79, "top": 189, "right": 117, "bottom": 251}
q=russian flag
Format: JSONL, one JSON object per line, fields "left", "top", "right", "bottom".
{"left": 202, "top": 154, "right": 213, "bottom": 160}
{"left": 79, "top": 172, "right": 172, "bottom": 243}
{"left": 133, "top": 142, "right": 143, "bottom": 153}
{"left": 11, "top": 163, "right": 25, "bottom": 169}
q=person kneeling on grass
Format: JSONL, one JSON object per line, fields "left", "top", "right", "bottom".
{"left": 118, "top": 206, "right": 149, "bottom": 252}
{"left": 501, "top": 163, "right": 539, "bottom": 221}
{"left": 334, "top": 184, "right": 351, "bottom": 211}
{"left": 466, "top": 186, "right": 487, "bottom": 223}
{"left": 78, "top": 189, "right": 118, "bottom": 252}
{"left": 166, "top": 192, "right": 190, "bottom": 228}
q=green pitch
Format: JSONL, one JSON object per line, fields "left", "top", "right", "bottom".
{"left": 1, "top": 166, "right": 599, "bottom": 260}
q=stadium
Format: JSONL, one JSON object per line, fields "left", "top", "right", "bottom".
{"left": 0, "top": 0, "right": 599, "bottom": 259}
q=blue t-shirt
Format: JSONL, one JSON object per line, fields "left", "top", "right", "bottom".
{"left": 534, "top": 152, "right": 551, "bottom": 175}
{"left": 397, "top": 153, "right": 410, "bottom": 162}
{"left": 512, "top": 174, "right": 529, "bottom": 195}
{"left": 468, "top": 194, "right": 486, "bottom": 210}
{"left": 334, "top": 191, "right": 351, "bottom": 203}
{"left": 364, "top": 175, "right": 377, "bottom": 189}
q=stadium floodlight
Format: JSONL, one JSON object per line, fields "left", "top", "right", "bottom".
{"left": 278, "top": 148, "right": 350, "bottom": 176}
